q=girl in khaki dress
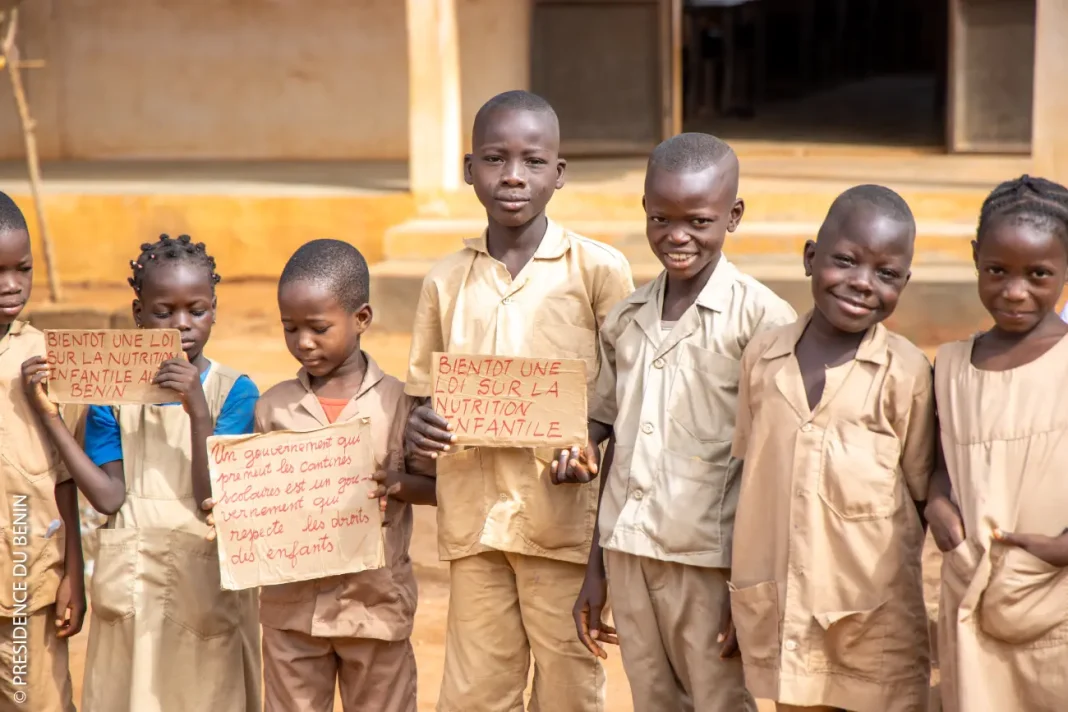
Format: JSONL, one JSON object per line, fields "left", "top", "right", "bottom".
{"left": 26, "top": 235, "right": 262, "bottom": 711}
{"left": 927, "top": 176, "right": 1068, "bottom": 712}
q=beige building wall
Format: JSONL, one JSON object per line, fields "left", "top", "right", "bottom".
{"left": 0, "top": 0, "right": 530, "bottom": 161}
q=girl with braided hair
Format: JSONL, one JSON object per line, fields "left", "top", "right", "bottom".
{"left": 926, "top": 175, "right": 1068, "bottom": 712}
{"left": 26, "top": 234, "right": 262, "bottom": 711}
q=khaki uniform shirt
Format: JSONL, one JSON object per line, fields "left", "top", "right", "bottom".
{"left": 405, "top": 219, "right": 634, "bottom": 564}
{"left": 730, "top": 315, "right": 934, "bottom": 712}
{"left": 257, "top": 354, "right": 418, "bottom": 641}
{"left": 0, "top": 321, "right": 71, "bottom": 617}
{"left": 590, "top": 259, "right": 796, "bottom": 568}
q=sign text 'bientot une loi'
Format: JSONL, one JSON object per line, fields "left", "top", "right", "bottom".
{"left": 45, "top": 329, "right": 183, "bottom": 405}
{"left": 207, "top": 418, "right": 384, "bottom": 591}
{"left": 430, "top": 352, "right": 587, "bottom": 448}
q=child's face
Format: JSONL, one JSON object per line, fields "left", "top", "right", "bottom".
{"left": 278, "top": 280, "right": 370, "bottom": 379}
{"left": 643, "top": 166, "right": 742, "bottom": 282}
{"left": 973, "top": 219, "right": 1068, "bottom": 333}
{"left": 0, "top": 228, "right": 31, "bottom": 327}
{"left": 133, "top": 261, "right": 216, "bottom": 363}
{"left": 804, "top": 208, "right": 913, "bottom": 333}
{"left": 464, "top": 109, "right": 565, "bottom": 230}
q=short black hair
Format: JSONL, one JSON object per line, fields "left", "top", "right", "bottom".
{"left": 472, "top": 90, "right": 559, "bottom": 144}
{"left": 820, "top": 184, "right": 916, "bottom": 241}
{"left": 129, "top": 234, "right": 221, "bottom": 296}
{"left": 977, "top": 174, "right": 1068, "bottom": 247}
{"left": 0, "top": 191, "right": 28, "bottom": 233}
{"left": 279, "top": 239, "right": 369, "bottom": 313}
{"left": 648, "top": 132, "right": 736, "bottom": 174}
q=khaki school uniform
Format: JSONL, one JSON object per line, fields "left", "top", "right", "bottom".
{"left": 0, "top": 321, "right": 75, "bottom": 712}
{"left": 82, "top": 362, "right": 261, "bottom": 712}
{"left": 590, "top": 260, "right": 796, "bottom": 712}
{"left": 934, "top": 335, "right": 1068, "bottom": 712}
{"left": 405, "top": 220, "right": 634, "bottom": 712}
{"left": 731, "top": 315, "right": 935, "bottom": 712}
{"left": 256, "top": 354, "right": 418, "bottom": 712}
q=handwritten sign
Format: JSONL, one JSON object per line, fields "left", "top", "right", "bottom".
{"left": 207, "top": 418, "right": 384, "bottom": 591}
{"left": 431, "top": 352, "right": 587, "bottom": 448}
{"left": 45, "top": 329, "right": 183, "bottom": 405}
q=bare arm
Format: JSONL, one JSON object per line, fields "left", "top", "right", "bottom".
{"left": 55, "top": 480, "right": 83, "bottom": 578}
{"left": 40, "top": 416, "right": 126, "bottom": 515}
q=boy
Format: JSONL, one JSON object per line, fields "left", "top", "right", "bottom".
{"left": 403, "top": 90, "right": 634, "bottom": 712}
{"left": 0, "top": 192, "right": 83, "bottom": 711}
{"left": 563, "top": 132, "right": 796, "bottom": 712}
{"left": 729, "top": 186, "right": 935, "bottom": 712}
{"left": 255, "top": 239, "right": 435, "bottom": 712}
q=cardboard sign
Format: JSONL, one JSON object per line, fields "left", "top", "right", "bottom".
{"left": 207, "top": 418, "right": 384, "bottom": 591}
{"left": 45, "top": 329, "right": 183, "bottom": 405}
{"left": 431, "top": 352, "right": 587, "bottom": 448}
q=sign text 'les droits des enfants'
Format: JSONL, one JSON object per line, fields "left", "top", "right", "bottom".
{"left": 430, "top": 352, "right": 587, "bottom": 448}
{"left": 45, "top": 329, "right": 183, "bottom": 405}
{"left": 207, "top": 418, "right": 384, "bottom": 591}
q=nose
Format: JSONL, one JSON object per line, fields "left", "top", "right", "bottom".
{"left": 1002, "top": 278, "right": 1028, "bottom": 302}
{"left": 846, "top": 267, "right": 874, "bottom": 294}
{"left": 500, "top": 158, "right": 527, "bottom": 186}
{"left": 666, "top": 224, "right": 690, "bottom": 245}
{"left": 173, "top": 311, "right": 193, "bottom": 331}
{"left": 297, "top": 330, "right": 316, "bottom": 352}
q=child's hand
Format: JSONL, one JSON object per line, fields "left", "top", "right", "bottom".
{"left": 201, "top": 498, "right": 217, "bottom": 542}
{"left": 717, "top": 593, "right": 739, "bottom": 658}
{"left": 154, "top": 358, "right": 208, "bottom": 418}
{"left": 926, "top": 495, "right": 966, "bottom": 553}
{"left": 368, "top": 470, "right": 402, "bottom": 525}
{"left": 405, "top": 406, "right": 455, "bottom": 459}
{"left": 54, "top": 572, "right": 86, "bottom": 639}
{"left": 20, "top": 356, "right": 59, "bottom": 419}
{"left": 550, "top": 441, "right": 600, "bottom": 484}
{"left": 573, "top": 567, "right": 617, "bottom": 658}
{"left": 993, "top": 528, "right": 1068, "bottom": 567}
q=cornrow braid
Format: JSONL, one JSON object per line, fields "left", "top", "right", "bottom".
{"left": 977, "top": 174, "right": 1068, "bottom": 248}
{"left": 128, "top": 233, "right": 222, "bottom": 295}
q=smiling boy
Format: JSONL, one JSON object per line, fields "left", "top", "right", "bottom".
{"left": 564, "top": 133, "right": 796, "bottom": 712}
{"left": 404, "top": 91, "right": 634, "bottom": 712}
{"left": 729, "top": 185, "right": 935, "bottom": 712}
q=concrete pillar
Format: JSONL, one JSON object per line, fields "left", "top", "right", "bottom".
{"left": 406, "top": 0, "right": 463, "bottom": 198}
{"left": 1032, "top": 0, "right": 1068, "bottom": 183}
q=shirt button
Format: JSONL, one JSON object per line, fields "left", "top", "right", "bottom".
{"left": 785, "top": 640, "right": 798, "bottom": 651}
{"left": 641, "top": 423, "right": 654, "bottom": 435}
{"left": 801, "top": 424, "right": 813, "bottom": 433}
{"left": 502, "top": 297, "right": 513, "bottom": 305}
{"left": 653, "top": 358, "right": 665, "bottom": 369}
{"left": 499, "top": 494, "right": 508, "bottom": 502}
{"left": 633, "top": 490, "right": 643, "bottom": 500}
{"left": 795, "top": 489, "right": 804, "bottom": 498}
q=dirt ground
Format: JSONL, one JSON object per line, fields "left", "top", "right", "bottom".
{"left": 63, "top": 315, "right": 945, "bottom": 711}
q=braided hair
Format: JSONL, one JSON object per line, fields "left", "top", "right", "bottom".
{"left": 128, "top": 234, "right": 221, "bottom": 296}
{"left": 977, "top": 175, "right": 1068, "bottom": 247}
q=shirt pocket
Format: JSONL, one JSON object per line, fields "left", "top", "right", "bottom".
{"left": 647, "top": 450, "right": 727, "bottom": 555}
{"left": 728, "top": 580, "right": 781, "bottom": 667}
{"left": 810, "top": 601, "right": 889, "bottom": 678}
{"left": 89, "top": 528, "right": 138, "bottom": 624}
{"left": 818, "top": 422, "right": 902, "bottom": 521}
{"left": 435, "top": 448, "right": 489, "bottom": 557}
{"left": 162, "top": 530, "right": 241, "bottom": 640}
{"left": 532, "top": 296, "right": 599, "bottom": 367}
{"left": 667, "top": 345, "right": 739, "bottom": 451}
{"left": 978, "top": 546, "right": 1068, "bottom": 645}
{"left": 526, "top": 447, "right": 596, "bottom": 550}
{"left": 1, "top": 428, "right": 60, "bottom": 485}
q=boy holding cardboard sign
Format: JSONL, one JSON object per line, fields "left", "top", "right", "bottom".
{"left": 560, "top": 134, "right": 796, "bottom": 712}
{"left": 251, "top": 239, "right": 435, "bottom": 712}
{"left": 0, "top": 192, "right": 83, "bottom": 712}
{"left": 404, "top": 90, "right": 634, "bottom": 711}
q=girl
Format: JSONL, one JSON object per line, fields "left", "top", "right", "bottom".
{"left": 926, "top": 176, "right": 1068, "bottom": 712}
{"left": 22, "top": 234, "right": 262, "bottom": 711}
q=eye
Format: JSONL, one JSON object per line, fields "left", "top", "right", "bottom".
{"left": 313, "top": 326, "right": 330, "bottom": 335}
{"left": 833, "top": 254, "right": 854, "bottom": 267}
{"left": 1030, "top": 268, "right": 1053, "bottom": 279}
{"left": 191, "top": 310, "right": 208, "bottom": 317}
{"left": 877, "top": 268, "right": 900, "bottom": 280}
{"left": 984, "top": 266, "right": 1005, "bottom": 276}
{"left": 153, "top": 311, "right": 170, "bottom": 319}
{"left": 483, "top": 155, "right": 503, "bottom": 164}
{"left": 18, "top": 264, "right": 31, "bottom": 272}
{"left": 691, "top": 218, "right": 713, "bottom": 226}
{"left": 527, "top": 158, "right": 547, "bottom": 166}
{"left": 649, "top": 216, "right": 667, "bottom": 224}
{"left": 282, "top": 325, "right": 297, "bottom": 334}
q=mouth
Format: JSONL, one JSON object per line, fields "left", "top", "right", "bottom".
{"left": 832, "top": 293, "right": 876, "bottom": 317}
{"left": 663, "top": 252, "right": 698, "bottom": 270}
{"left": 300, "top": 356, "right": 326, "bottom": 370}
{"left": 494, "top": 196, "right": 530, "bottom": 212}
{"left": 0, "top": 300, "right": 23, "bottom": 314}
{"left": 994, "top": 309, "right": 1032, "bottom": 322}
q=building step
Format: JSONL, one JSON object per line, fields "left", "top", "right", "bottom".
{"left": 384, "top": 218, "right": 979, "bottom": 262}
{"left": 369, "top": 256, "right": 986, "bottom": 347}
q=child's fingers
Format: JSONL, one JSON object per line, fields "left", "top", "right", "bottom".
{"left": 201, "top": 498, "right": 215, "bottom": 511}
{"left": 205, "top": 527, "right": 217, "bottom": 542}
{"left": 597, "top": 624, "right": 619, "bottom": 646}
{"left": 413, "top": 406, "right": 454, "bottom": 432}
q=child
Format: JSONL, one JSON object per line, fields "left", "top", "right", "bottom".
{"left": 404, "top": 90, "right": 634, "bottom": 711}
{"left": 0, "top": 192, "right": 82, "bottom": 711}
{"left": 729, "top": 185, "right": 935, "bottom": 712}
{"left": 255, "top": 239, "right": 435, "bottom": 712}
{"left": 561, "top": 132, "right": 796, "bottom": 711}
{"left": 926, "top": 175, "right": 1068, "bottom": 712}
{"left": 24, "top": 234, "right": 262, "bottom": 711}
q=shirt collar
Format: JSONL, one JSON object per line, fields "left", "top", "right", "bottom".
{"left": 461, "top": 217, "right": 570, "bottom": 260}
{"left": 296, "top": 350, "right": 386, "bottom": 400}
{"left": 762, "top": 311, "right": 890, "bottom": 365}
{"left": 626, "top": 256, "right": 738, "bottom": 313}
{"left": 0, "top": 320, "right": 26, "bottom": 358}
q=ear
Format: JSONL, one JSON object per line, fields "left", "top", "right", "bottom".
{"left": 971, "top": 239, "right": 979, "bottom": 270}
{"left": 555, "top": 158, "right": 568, "bottom": 191}
{"left": 727, "top": 198, "right": 745, "bottom": 232}
{"left": 211, "top": 295, "right": 218, "bottom": 323}
{"left": 463, "top": 154, "right": 474, "bottom": 186}
{"left": 132, "top": 299, "right": 143, "bottom": 328}
{"left": 802, "top": 240, "right": 817, "bottom": 277}
{"left": 641, "top": 195, "right": 647, "bottom": 214}
{"left": 354, "top": 303, "right": 373, "bottom": 335}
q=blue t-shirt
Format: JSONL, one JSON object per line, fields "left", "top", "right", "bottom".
{"left": 83, "top": 364, "right": 260, "bottom": 467}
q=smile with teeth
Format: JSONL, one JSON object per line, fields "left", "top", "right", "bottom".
{"left": 665, "top": 252, "right": 696, "bottom": 265}
{"left": 834, "top": 294, "right": 874, "bottom": 313}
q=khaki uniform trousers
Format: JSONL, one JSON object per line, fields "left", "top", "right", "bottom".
{"left": 0, "top": 606, "right": 75, "bottom": 712}
{"left": 438, "top": 551, "right": 605, "bottom": 712}
{"left": 262, "top": 625, "right": 416, "bottom": 712}
{"left": 605, "top": 551, "right": 754, "bottom": 712}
